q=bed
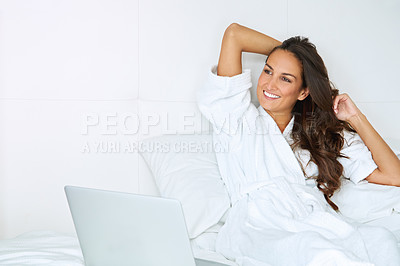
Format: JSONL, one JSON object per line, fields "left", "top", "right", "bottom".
{"left": 0, "top": 231, "right": 238, "bottom": 265}
{"left": 0, "top": 133, "right": 400, "bottom": 265}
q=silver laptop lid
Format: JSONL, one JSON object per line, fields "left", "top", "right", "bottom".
{"left": 65, "top": 186, "right": 196, "bottom": 266}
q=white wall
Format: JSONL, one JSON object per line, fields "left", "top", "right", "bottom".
{"left": 0, "top": 0, "right": 399, "bottom": 239}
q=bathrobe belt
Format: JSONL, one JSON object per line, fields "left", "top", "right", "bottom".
{"left": 238, "top": 177, "right": 329, "bottom": 218}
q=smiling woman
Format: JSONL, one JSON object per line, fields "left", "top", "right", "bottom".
{"left": 257, "top": 49, "right": 309, "bottom": 130}
{"left": 197, "top": 23, "right": 400, "bottom": 265}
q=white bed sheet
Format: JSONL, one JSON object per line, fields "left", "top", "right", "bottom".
{"left": 365, "top": 211, "right": 400, "bottom": 244}
{"left": 0, "top": 231, "right": 238, "bottom": 266}
{"left": 0, "top": 212, "right": 399, "bottom": 266}
{"left": 0, "top": 231, "right": 83, "bottom": 266}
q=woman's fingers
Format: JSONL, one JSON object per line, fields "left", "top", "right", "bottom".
{"left": 333, "top": 93, "right": 362, "bottom": 122}
{"left": 333, "top": 93, "right": 348, "bottom": 114}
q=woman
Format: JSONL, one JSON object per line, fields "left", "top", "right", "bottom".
{"left": 197, "top": 23, "right": 400, "bottom": 266}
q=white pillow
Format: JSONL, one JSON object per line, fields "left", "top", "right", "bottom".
{"left": 331, "top": 138, "right": 400, "bottom": 223}
{"left": 332, "top": 179, "right": 400, "bottom": 223}
{"left": 139, "top": 133, "right": 231, "bottom": 239}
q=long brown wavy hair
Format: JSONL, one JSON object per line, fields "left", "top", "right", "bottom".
{"left": 269, "top": 37, "right": 354, "bottom": 211}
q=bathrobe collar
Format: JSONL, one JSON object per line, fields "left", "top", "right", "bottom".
{"left": 257, "top": 105, "right": 294, "bottom": 141}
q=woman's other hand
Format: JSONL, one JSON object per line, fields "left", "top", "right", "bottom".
{"left": 333, "top": 93, "right": 362, "bottom": 123}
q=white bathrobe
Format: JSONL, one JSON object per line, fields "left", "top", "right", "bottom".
{"left": 197, "top": 65, "right": 400, "bottom": 266}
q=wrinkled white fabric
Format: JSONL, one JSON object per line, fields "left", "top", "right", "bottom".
{"left": 197, "top": 65, "right": 400, "bottom": 266}
{"left": 0, "top": 231, "right": 83, "bottom": 265}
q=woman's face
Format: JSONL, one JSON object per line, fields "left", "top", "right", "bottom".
{"left": 256, "top": 49, "right": 309, "bottom": 118}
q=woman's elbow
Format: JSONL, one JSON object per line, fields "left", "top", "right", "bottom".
{"left": 366, "top": 169, "right": 400, "bottom": 186}
{"left": 224, "top": 23, "right": 241, "bottom": 39}
{"left": 386, "top": 169, "right": 400, "bottom": 186}
{"left": 389, "top": 176, "right": 400, "bottom": 187}
{"left": 226, "top": 23, "right": 241, "bottom": 32}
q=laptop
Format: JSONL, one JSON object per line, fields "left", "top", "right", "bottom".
{"left": 65, "top": 186, "right": 230, "bottom": 266}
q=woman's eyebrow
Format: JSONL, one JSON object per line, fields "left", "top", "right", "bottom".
{"left": 265, "top": 63, "right": 297, "bottom": 80}
{"left": 265, "top": 63, "right": 273, "bottom": 70}
{"left": 282, "top": 73, "right": 297, "bottom": 80}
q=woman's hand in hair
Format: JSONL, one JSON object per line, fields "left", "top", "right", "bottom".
{"left": 334, "top": 94, "right": 400, "bottom": 186}
{"left": 332, "top": 93, "right": 362, "bottom": 123}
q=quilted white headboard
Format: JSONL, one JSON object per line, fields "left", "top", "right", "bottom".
{"left": 0, "top": 0, "right": 399, "bottom": 239}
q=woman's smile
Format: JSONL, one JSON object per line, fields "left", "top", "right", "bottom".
{"left": 263, "top": 90, "right": 281, "bottom": 99}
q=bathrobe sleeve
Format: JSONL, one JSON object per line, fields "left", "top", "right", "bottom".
{"left": 197, "top": 65, "right": 257, "bottom": 135}
{"left": 339, "top": 130, "right": 378, "bottom": 184}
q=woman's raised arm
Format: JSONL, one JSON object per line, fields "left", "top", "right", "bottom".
{"left": 333, "top": 93, "right": 400, "bottom": 186}
{"left": 217, "top": 23, "right": 282, "bottom": 77}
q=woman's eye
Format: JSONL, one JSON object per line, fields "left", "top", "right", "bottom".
{"left": 281, "top": 77, "right": 291, "bottom": 83}
{"left": 264, "top": 69, "right": 272, "bottom": 75}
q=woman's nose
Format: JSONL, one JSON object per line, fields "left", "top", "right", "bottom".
{"left": 266, "top": 76, "right": 278, "bottom": 90}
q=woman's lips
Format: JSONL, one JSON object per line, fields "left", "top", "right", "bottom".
{"left": 263, "top": 90, "right": 281, "bottom": 99}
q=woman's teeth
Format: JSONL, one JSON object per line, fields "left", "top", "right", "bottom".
{"left": 263, "top": 90, "right": 280, "bottom": 99}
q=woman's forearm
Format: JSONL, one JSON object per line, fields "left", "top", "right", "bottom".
{"left": 348, "top": 113, "right": 400, "bottom": 186}
{"left": 217, "top": 23, "right": 281, "bottom": 77}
